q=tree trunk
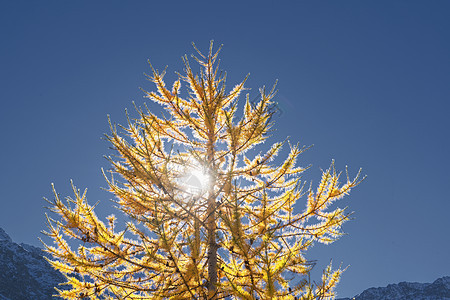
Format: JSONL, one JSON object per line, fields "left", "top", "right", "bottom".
{"left": 207, "top": 195, "right": 217, "bottom": 299}
{"left": 206, "top": 118, "right": 217, "bottom": 299}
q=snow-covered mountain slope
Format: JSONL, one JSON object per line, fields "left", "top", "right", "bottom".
{"left": 337, "top": 276, "right": 450, "bottom": 300}
{"left": 0, "top": 227, "right": 65, "bottom": 300}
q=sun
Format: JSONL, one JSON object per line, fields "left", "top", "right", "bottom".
{"left": 188, "top": 168, "right": 210, "bottom": 190}
{"left": 169, "top": 159, "right": 211, "bottom": 196}
{"left": 182, "top": 164, "right": 210, "bottom": 194}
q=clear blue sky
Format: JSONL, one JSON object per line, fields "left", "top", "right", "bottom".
{"left": 1, "top": 1, "right": 449, "bottom": 298}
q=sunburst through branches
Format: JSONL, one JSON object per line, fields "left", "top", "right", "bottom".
{"left": 42, "top": 41, "right": 364, "bottom": 300}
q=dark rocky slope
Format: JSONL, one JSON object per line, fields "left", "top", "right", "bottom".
{"left": 0, "top": 227, "right": 65, "bottom": 300}
{"left": 337, "top": 276, "right": 450, "bottom": 300}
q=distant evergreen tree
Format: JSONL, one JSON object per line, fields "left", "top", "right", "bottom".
{"left": 43, "top": 42, "right": 364, "bottom": 299}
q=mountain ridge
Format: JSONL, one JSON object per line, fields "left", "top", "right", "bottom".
{"left": 337, "top": 276, "right": 450, "bottom": 300}
{"left": 0, "top": 227, "right": 65, "bottom": 300}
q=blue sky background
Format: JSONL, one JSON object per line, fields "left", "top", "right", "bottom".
{"left": 1, "top": 1, "right": 449, "bottom": 298}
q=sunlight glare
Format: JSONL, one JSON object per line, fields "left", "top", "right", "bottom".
{"left": 189, "top": 168, "right": 210, "bottom": 190}
{"left": 171, "top": 159, "right": 211, "bottom": 196}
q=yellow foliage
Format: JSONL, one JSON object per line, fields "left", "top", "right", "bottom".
{"left": 43, "top": 41, "right": 364, "bottom": 300}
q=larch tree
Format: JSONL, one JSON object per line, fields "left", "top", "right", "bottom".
{"left": 43, "top": 42, "right": 364, "bottom": 300}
